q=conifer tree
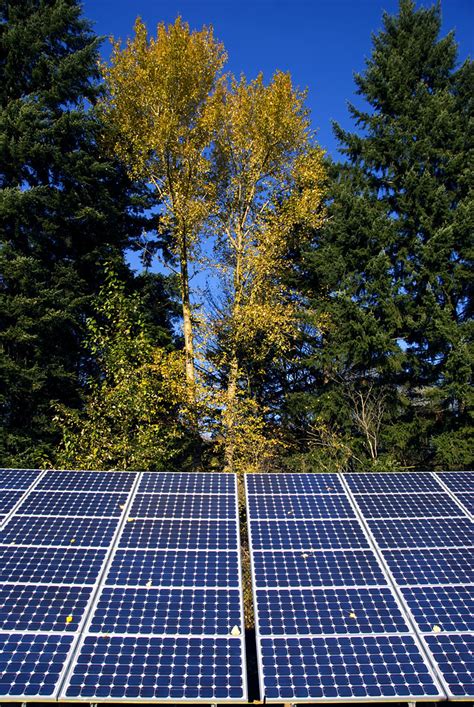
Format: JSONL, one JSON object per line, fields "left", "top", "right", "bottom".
{"left": 290, "top": 0, "right": 473, "bottom": 469}
{"left": 0, "top": 0, "right": 161, "bottom": 466}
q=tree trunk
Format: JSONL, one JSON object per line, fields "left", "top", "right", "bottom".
{"left": 179, "top": 237, "right": 195, "bottom": 394}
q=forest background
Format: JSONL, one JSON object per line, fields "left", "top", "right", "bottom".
{"left": 1, "top": 0, "right": 472, "bottom": 473}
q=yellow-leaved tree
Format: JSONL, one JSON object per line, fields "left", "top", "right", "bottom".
{"left": 99, "top": 17, "right": 226, "bottom": 407}
{"left": 208, "top": 72, "right": 326, "bottom": 472}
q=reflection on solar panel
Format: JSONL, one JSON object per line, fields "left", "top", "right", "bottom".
{"left": 347, "top": 470, "right": 474, "bottom": 700}
{"left": 60, "top": 473, "right": 247, "bottom": 702}
{"left": 0, "top": 469, "right": 134, "bottom": 700}
{"left": 246, "top": 473, "right": 443, "bottom": 702}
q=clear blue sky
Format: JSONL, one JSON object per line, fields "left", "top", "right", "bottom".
{"left": 82, "top": 0, "right": 473, "bottom": 159}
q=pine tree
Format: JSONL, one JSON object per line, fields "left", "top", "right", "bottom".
{"left": 0, "top": 0, "right": 162, "bottom": 466}
{"left": 287, "top": 0, "right": 473, "bottom": 470}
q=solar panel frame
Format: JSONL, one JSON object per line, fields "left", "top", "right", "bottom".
{"left": 59, "top": 473, "right": 248, "bottom": 703}
{"left": 246, "top": 473, "right": 445, "bottom": 703}
{"left": 0, "top": 469, "right": 142, "bottom": 702}
{"left": 344, "top": 470, "right": 474, "bottom": 701}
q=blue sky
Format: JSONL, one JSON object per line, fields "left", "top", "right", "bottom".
{"left": 82, "top": 0, "right": 473, "bottom": 159}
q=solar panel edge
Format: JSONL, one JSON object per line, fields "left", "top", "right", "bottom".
{"left": 56, "top": 471, "right": 144, "bottom": 701}
{"left": 340, "top": 473, "right": 457, "bottom": 701}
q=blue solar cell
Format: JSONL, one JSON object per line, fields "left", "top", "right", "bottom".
{"left": 383, "top": 547, "right": 474, "bottom": 586}
{"left": 256, "top": 587, "right": 409, "bottom": 635}
{"left": 0, "top": 633, "right": 74, "bottom": 698}
{"left": 456, "top": 493, "right": 474, "bottom": 514}
{"left": 37, "top": 470, "right": 136, "bottom": 492}
{"left": 247, "top": 473, "right": 343, "bottom": 495}
{"left": 0, "top": 469, "right": 41, "bottom": 490}
{"left": 138, "top": 472, "right": 234, "bottom": 495}
{"left": 118, "top": 518, "right": 237, "bottom": 550}
{"left": 250, "top": 519, "right": 370, "bottom": 551}
{"left": 0, "top": 545, "right": 106, "bottom": 584}
{"left": 0, "top": 515, "right": 119, "bottom": 547}
{"left": 425, "top": 633, "right": 474, "bottom": 698}
{"left": 355, "top": 492, "right": 463, "bottom": 519}
{"left": 0, "top": 584, "right": 92, "bottom": 632}
{"left": 130, "top": 492, "right": 236, "bottom": 519}
{"left": 437, "top": 472, "right": 474, "bottom": 494}
{"left": 16, "top": 490, "right": 129, "bottom": 517}
{"left": 367, "top": 517, "right": 474, "bottom": 549}
{"left": 106, "top": 549, "right": 240, "bottom": 588}
{"left": 401, "top": 585, "right": 474, "bottom": 633}
{"left": 251, "top": 549, "right": 387, "bottom": 588}
{"left": 248, "top": 493, "right": 355, "bottom": 520}
{"left": 89, "top": 587, "right": 242, "bottom": 635}
{"left": 64, "top": 636, "right": 245, "bottom": 700}
{"left": 260, "top": 635, "right": 441, "bottom": 700}
{"left": 345, "top": 472, "right": 441, "bottom": 494}
{"left": 0, "top": 489, "right": 25, "bottom": 514}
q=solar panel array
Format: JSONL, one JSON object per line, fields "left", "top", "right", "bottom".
{"left": 246, "top": 473, "right": 445, "bottom": 702}
{"left": 0, "top": 470, "right": 246, "bottom": 702}
{"left": 1, "top": 468, "right": 472, "bottom": 703}
{"left": 347, "top": 471, "right": 474, "bottom": 700}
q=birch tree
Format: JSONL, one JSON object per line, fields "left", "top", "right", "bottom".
{"left": 99, "top": 17, "right": 226, "bottom": 402}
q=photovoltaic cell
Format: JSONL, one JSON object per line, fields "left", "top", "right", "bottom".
{"left": 37, "top": 470, "right": 136, "bottom": 492}
{"left": 130, "top": 492, "right": 236, "bottom": 519}
{"left": 138, "top": 472, "right": 235, "bottom": 494}
{"left": 355, "top": 492, "right": 463, "bottom": 519}
{"left": 256, "top": 587, "right": 409, "bottom": 635}
{"left": 251, "top": 549, "right": 387, "bottom": 588}
{"left": 0, "top": 634, "right": 74, "bottom": 698}
{"left": 425, "top": 633, "right": 474, "bottom": 698}
{"left": 64, "top": 636, "right": 245, "bottom": 701}
{"left": 250, "top": 518, "right": 370, "bottom": 550}
{"left": 0, "top": 514, "right": 119, "bottom": 547}
{"left": 118, "top": 518, "right": 237, "bottom": 550}
{"left": 16, "top": 490, "right": 129, "bottom": 517}
{"left": 247, "top": 493, "right": 355, "bottom": 519}
{"left": 0, "top": 468, "right": 42, "bottom": 490}
{"left": 0, "top": 546, "right": 106, "bottom": 585}
{"left": 455, "top": 493, "right": 474, "bottom": 514}
{"left": 400, "top": 585, "right": 474, "bottom": 633}
{"left": 247, "top": 473, "right": 343, "bottom": 495}
{"left": 383, "top": 547, "right": 474, "bottom": 586}
{"left": 367, "top": 516, "right": 473, "bottom": 549}
{"left": 0, "top": 584, "right": 93, "bottom": 632}
{"left": 89, "top": 587, "right": 242, "bottom": 635}
{"left": 106, "top": 549, "right": 240, "bottom": 588}
{"left": 260, "top": 636, "right": 440, "bottom": 701}
{"left": 437, "top": 472, "right": 474, "bottom": 494}
{"left": 345, "top": 472, "right": 441, "bottom": 494}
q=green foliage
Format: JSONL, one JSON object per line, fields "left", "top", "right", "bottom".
{"left": 283, "top": 0, "right": 472, "bottom": 471}
{"left": 0, "top": 0, "right": 159, "bottom": 466}
{"left": 55, "top": 267, "right": 191, "bottom": 471}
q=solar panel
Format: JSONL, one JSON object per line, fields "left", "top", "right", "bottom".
{"left": 37, "top": 469, "right": 136, "bottom": 492}
{"left": 60, "top": 473, "right": 247, "bottom": 702}
{"left": 0, "top": 468, "right": 139, "bottom": 701}
{"left": 346, "top": 471, "right": 442, "bottom": 494}
{"left": 246, "top": 473, "right": 443, "bottom": 702}
{"left": 347, "top": 469, "right": 474, "bottom": 700}
{"left": 0, "top": 468, "right": 43, "bottom": 490}
{"left": 0, "top": 489, "right": 25, "bottom": 514}
{"left": 456, "top": 492, "right": 474, "bottom": 514}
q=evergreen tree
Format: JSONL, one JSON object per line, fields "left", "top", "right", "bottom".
{"left": 287, "top": 0, "right": 473, "bottom": 470}
{"left": 0, "top": 0, "right": 165, "bottom": 466}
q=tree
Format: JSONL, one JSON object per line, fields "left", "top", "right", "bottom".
{"left": 55, "top": 267, "right": 190, "bottom": 470}
{"left": 290, "top": 0, "right": 473, "bottom": 470}
{"left": 99, "top": 17, "right": 226, "bottom": 403}
{"left": 208, "top": 72, "right": 326, "bottom": 471}
{"left": 0, "top": 0, "right": 157, "bottom": 466}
